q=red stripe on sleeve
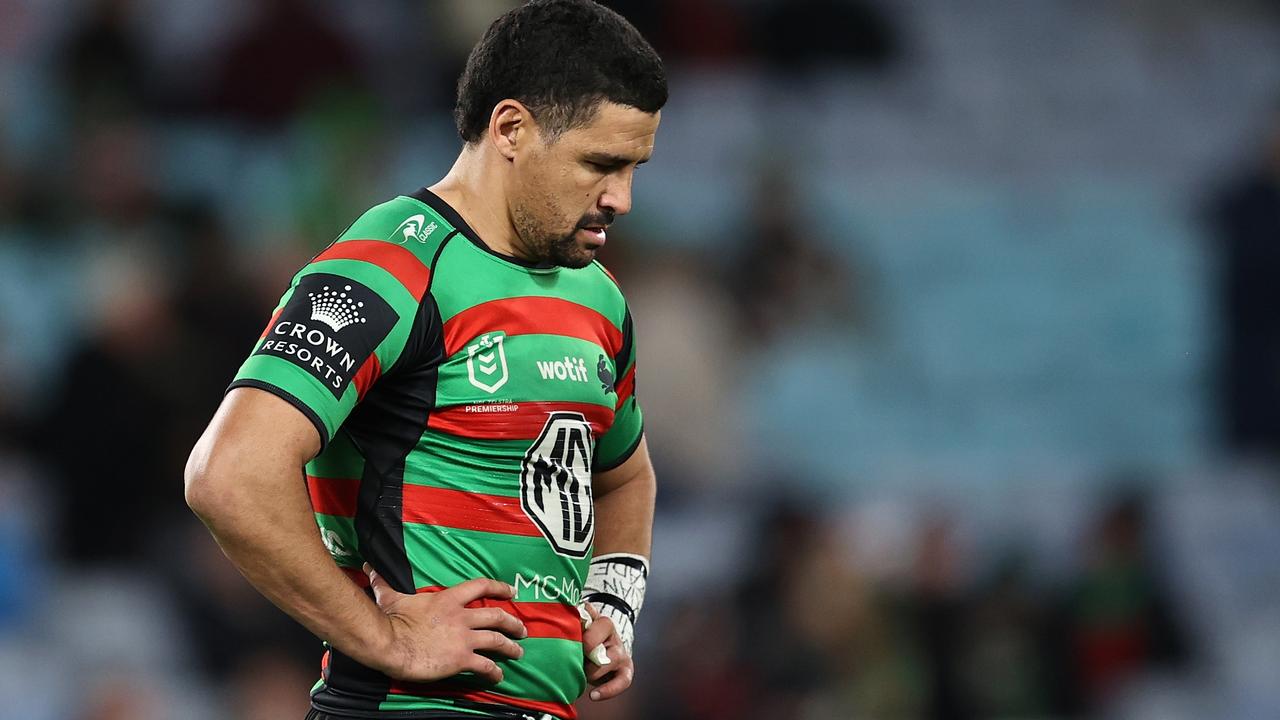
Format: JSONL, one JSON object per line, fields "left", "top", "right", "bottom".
{"left": 443, "top": 296, "right": 623, "bottom": 357}
{"left": 307, "top": 475, "right": 360, "bottom": 517}
{"left": 352, "top": 352, "right": 382, "bottom": 401}
{"left": 402, "top": 485, "right": 540, "bottom": 537}
{"left": 427, "top": 402, "right": 613, "bottom": 441}
{"left": 313, "top": 240, "right": 432, "bottom": 301}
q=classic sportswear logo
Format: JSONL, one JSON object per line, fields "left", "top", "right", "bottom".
{"left": 392, "top": 214, "right": 438, "bottom": 244}
{"left": 308, "top": 284, "right": 368, "bottom": 332}
{"left": 536, "top": 356, "right": 589, "bottom": 383}
{"left": 466, "top": 333, "right": 509, "bottom": 393}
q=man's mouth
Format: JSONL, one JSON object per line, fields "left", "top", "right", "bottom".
{"left": 578, "top": 226, "right": 607, "bottom": 245}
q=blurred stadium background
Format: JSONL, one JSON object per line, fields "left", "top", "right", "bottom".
{"left": 2, "top": 0, "right": 1280, "bottom": 718}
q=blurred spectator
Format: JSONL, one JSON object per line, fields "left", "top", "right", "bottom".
{"left": 754, "top": 0, "right": 898, "bottom": 73}
{"left": 728, "top": 168, "right": 863, "bottom": 347}
{"left": 38, "top": 245, "right": 180, "bottom": 563}
{"left": 645, "top": 598, "right": 754, "bottom": 720}
{"left": 229, "top": 649, "right": 315, "bottom": 720}
{"left": 1208, "top": 101, "right": 1280, "bottom": 459}
{"left": 80, "top": 674, "right": 163, "bottom": 720}
{"left": 1059, "top": 493, "right": 1191, "bottom": 712}
{"left": 964, "top": 557, "right": 1054, "bottom": 718}
{"left": 907, "top": 516, "right": 973, "bottom": 720}
{"left": 59, "top": 0, "right": 151, "bottom": 122}
{"left": 211, "top": 0, "right": 361, "bottom": 127}
{"left": 70, "top": 117, "right": 159, "bottom": 234}
{"left": 617, "top": 244, "right": 744, "bottom": 489}
{"left": 172, "top": 524, "right": 317, "bottom": 682}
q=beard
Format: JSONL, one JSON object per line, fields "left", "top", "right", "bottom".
{"left": 545, "top": 231, "right": 596, "bottom": 269}
{"left": 513, "top": 200, "right": 613, "bottom": 269}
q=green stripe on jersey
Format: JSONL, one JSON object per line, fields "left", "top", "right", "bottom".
{"left": 315, "top": 513, "right": 359, "bottom": 566}
{"left": 402, "top": 523, "right": 586, "bottom": 592}
{"left": 338, "top": 196, "right": 455, "bottom": 267}
{"left": 233, "top": 356, "right": 350, "bottom": 441}
{"left": 379, "top": 638, "right": 584, "bottom": 711}
{"left": 405, "top": 435, "right": 528, "bottom": 497}
{"left": 431, "top": 238, "right": 625, "bottom": 327}
{"left": 438, "top": 334, "right": 620, "bottom": 407}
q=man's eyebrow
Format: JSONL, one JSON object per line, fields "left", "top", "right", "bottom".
{"left": 585, "top": 152, "right": 649, "bottom": 167}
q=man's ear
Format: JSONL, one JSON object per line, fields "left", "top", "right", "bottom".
{"left": 488, "top": 99, "right": 537, "bottom": 161}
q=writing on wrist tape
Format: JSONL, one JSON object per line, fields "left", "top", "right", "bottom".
{"left": 581, "top": 553, "right": 648, "bottom": 655}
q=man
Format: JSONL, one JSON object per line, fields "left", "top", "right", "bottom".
{"left": 184, "top": 3, "right": 665, "bottom": 718}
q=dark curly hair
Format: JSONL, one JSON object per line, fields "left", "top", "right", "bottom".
{"left": 454, "top": 0, "right": 667, "bottom": 143}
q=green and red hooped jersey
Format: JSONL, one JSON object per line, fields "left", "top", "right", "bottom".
{"left": 229, "top": 188, "right": 642, "bottom": 719}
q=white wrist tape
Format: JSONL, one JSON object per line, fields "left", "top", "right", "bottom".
{"left": 581, "top": 553, "right": 648, "bottom": 656}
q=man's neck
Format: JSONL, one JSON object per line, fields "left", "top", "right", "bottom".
{"left": 428, "top": 147, "right": 531, "bottom": 260}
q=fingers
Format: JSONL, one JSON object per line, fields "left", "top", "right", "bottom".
{"left": 365, "top": 563, "right": 403, "bottom": 608}
{"left": 448, "top": 577, "right": 517, "bottom": 605}
{"left": 582, "top": 613, "right": 614, "bottom": 655}
{"left": 588, "top": 656, "right": 634, "bottom": 701}
{"left": 467, "top": 607, "right": 528, "bottom": 639}
{"left": 463, "top": 653, "right": 504, "bottom": 684}
{"left": 471, "top": 629, "right": 525, "bottom": 662}
{"left": 586, "top": 642, "right": 626, "bottom": 682}
{"left": 580, "top": 602, "right": 612, "bottom": 667}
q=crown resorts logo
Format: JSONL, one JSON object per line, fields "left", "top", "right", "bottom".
{"left": 308, "top": 285, "right": 368, "bottom": 332}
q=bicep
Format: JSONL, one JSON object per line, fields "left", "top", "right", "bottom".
{"left": 186, "top": 387, "right": 321, "bottom": 505}
{"left": 592, "top": 435, "right": 653, "bottom": 497}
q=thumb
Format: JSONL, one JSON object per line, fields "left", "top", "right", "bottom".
{"left": 365, "top": 563, "right": 402, "bottom": 608}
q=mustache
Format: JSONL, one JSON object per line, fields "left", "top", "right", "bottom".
{"left": 576, "top": 211, "right": 614, "bottom": 229}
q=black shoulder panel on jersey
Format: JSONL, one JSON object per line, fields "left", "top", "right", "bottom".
{"left": 345, "top": 290, "right": 444, "bottom": 593}
{"left": 615, "top": 305, "right": 635, "bottom": 373}
{"left": 322, "top": 290, "right": 446, "bottom": 706}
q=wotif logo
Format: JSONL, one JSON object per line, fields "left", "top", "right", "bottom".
{"left": 392, "top": 214, "right": 438, "bottom": 244}
{"left": 537, "top": 356, "right": 589, "bottom": 383}
{"left": 308, "top": 284, "right": 367, "bottom": 332}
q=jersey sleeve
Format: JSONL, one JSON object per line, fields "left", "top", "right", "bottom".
{"left": 595, "top": 304, "right": 643, "bottom": 471}
{"left": 229, "top": 203, "right": 436, "bottom": 449}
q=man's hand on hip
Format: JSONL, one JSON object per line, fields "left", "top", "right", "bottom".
{"left": 365, "top": 565, "right": 528, "bottom": 684}
{"left": 581, "top": 602, "right": 635, "bottom": 701}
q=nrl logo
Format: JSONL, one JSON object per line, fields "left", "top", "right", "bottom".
{"left": 391, "top": 214, "right": 438, "bottom": 244}
{"left": 466, "top": 333, "right": 509, "bottom": 393}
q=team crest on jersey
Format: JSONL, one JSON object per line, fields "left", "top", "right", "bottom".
{"left": 521, "top": 412, "right": 595, "bottom": 557}
{"left": 466, "top": 333, "right": 509, "bottom": 393}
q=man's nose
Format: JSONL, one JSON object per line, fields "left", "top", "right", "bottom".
{"left": 598, "top": 170, "right": 634, "bottom": 217}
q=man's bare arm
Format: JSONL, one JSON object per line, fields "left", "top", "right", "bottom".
{"left": 580, "top": 435, "right": 655, "bottom": 700}
{"left": 184, "top": 387, "right": 526, "bottom": 683}
{"left": 591, "top": 435, "right": 656, "bottom": 558}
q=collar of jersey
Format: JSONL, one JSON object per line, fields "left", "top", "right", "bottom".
{"left": 408, "top": 187, "right": 560, "bottom": 273}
